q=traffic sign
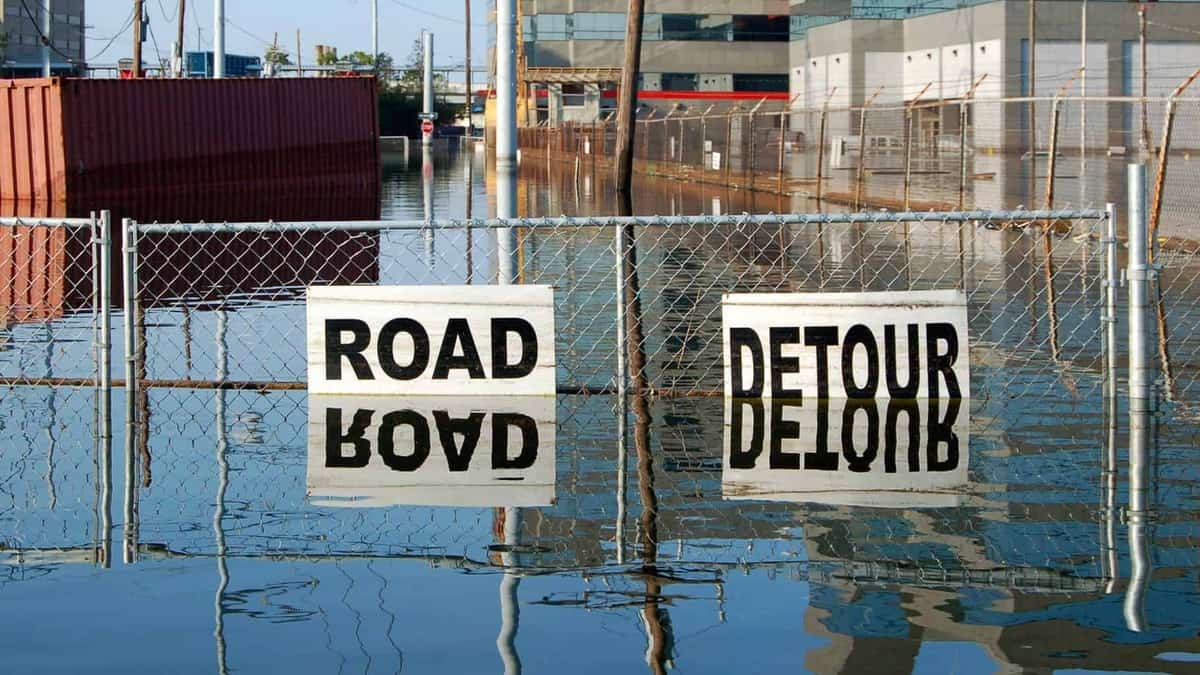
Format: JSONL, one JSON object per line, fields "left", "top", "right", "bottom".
{"left": 421, "top": 119, "right": 434, "bottom": 135}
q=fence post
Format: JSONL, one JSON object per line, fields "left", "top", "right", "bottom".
{"left": 98, "top": 211, "right": 112, "bottom": 416}
{"left": 1104, "top": 202, "right": 1120, "bottom": 404}
{"left": 1149, "top": 67, "right": 1200, "bottom": 261}
{"left": 854, "top": 87, "right": 883, "bottom": 211}
{"left": 1127, "top": 163, "right": 1152, "bottom": 409}
{"left": 816, "top": 97, "right": 830, "bottom": 202}
{"left": 1125, "top": 164, "right": 1155, "bottom": 632}
{"left": 777, "top": 110, "right": 788, "bottom": 194}
{"left": 725, "top": 107, "right": 736, "bottom": 185}
{"left": 902, "top": 84, "right": 932, "bottom": 212}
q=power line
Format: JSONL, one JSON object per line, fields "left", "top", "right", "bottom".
{"left": 387, "top": 0, "right": 487, "bottom": 27}
{"left": 17, "top": 0, "right": 80, "bottom": 64}
{"left": 88, "top": 11, "right": 136, "bottom": 60}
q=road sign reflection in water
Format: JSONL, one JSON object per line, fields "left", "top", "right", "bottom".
{"left": 307, "top": 396, "right": 556, "bottom": 508}
{"left": 723, "top": 397, "right": 970, "bottom": 508}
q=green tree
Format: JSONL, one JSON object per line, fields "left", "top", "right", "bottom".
{"left": 264, "top": 44, "right": 291, "bottom": 67}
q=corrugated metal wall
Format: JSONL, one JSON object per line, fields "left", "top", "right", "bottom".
{"left": 1, "top": 77, "right": 381, "bottom": 221}
{"left": 0, "top": 80, "right": 69, "bottom": 204}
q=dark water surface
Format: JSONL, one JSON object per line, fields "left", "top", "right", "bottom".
{"left": 2, "top": 143, "right": 1200, "bottom": 673}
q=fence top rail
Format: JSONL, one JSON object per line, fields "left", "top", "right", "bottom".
{"left": 132, "top": 209, "right": 1109, "bottom": 235}
{"left": 0, "top": 216, "right": 96, "bottom": 229}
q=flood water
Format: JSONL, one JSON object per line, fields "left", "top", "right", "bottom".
{"left": 2, "top": 142, "right": 1200, "bottom": 673}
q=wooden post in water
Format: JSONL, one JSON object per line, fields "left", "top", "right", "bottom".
{"left": 614, "top": 0, "right": 646, "bottom": 197}
{"left": 958, "top": 75, "right": 988, "bottom": 210}
{"left": 1149, "top": 67, "right": 1200, "bottom": 258}
{"left": 777, "top": 110, "right": 788, "bottom": 194}
{"left": 815, "top": 88, "right": 835, "bottom": 203}
{"left": 903, "top": 82, "right": 933, "bottom": 211}
{"left": 725, "top": 107, "right": 736, "bottom": 186}
{"left": 854, "top": 86, "right": 884, "bottom": 211}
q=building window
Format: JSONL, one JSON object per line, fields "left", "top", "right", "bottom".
{"left": 733, "top": 74, "right": 789, "bottom": 92}
{"left": 532, "top": 14, "right": 568, "bottom": 41}
{"left": 562, "top": 84, "right": 587, "bottom": 107}
{"left": 661, "top": 14, "right": 732, "bottom": 41}
{"left": 732, "top": 15, "right": 789, "bottom": 42}
{"left": 661, "top": 73, "right": 698, "bottom": 92}
{"left": 573, "top": 12, "right": 623, "bottom": 40}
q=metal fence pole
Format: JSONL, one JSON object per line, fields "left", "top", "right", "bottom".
{"left": 1127, "top": 163, "right": 1152, "bottom": 410}
{"left": 98, "top": 211, "right": 112, "bottom": 433}
{"left": 777, "top": 110, "right": 788, "bottom": 194}
{"left": 1104, "top": 203, "right": 1119, "bottom": 403}
{"left": 120, "top": 217, "right": 139, "bottom": 564}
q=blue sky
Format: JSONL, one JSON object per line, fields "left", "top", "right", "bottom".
{"left": 86, "top": 0, "right": 484, "bottom": 76}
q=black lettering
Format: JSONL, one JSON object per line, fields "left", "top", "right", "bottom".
{"left": 729, "top": 399, "right": 765, "bottom": 469}
{"left": 493, "top": 413, "right": 539, "bottom": 469}
{"left": 377, "top": 318, "right": 431, "bottom": 380}
{"left": 804, "top": 327, "right": 839, "bottom": 400}
{"left": 324, "top": 319, "right": 374, "bottom": 380}
{"left": 926, "top": 323, "right": 962, "bottom": 399}
{"left": 324, "top": 408, "right": 373, "bottom": 468}
{"left": 730, "top": 327, "right": 765, "bottom": 397}
{"left": 432, "top": 319, "right": 487, "bottom": 380}
{"left": 769, "top": 400, "right": 802, "bottom": 469}
{"left": 804, "top": 399, "right": 838, "bottom": 470}
{"left": 378, "top": 410, "right": 430, "bottom": 471}
{"left": 841, "top": 400, "right": 879, "bottom": 473}
{"left": 433, "top": 411, "right": 486, "bottom": 471}
{"left": 492, "top": 318, "right": 539, "bottom": 379}
{"left": 769, "top": 327, "right": 804, "bottom": 400}
{"left": 884, "top": 324, "right": 921, "bottom": 398}
{"left": 884, "top": 400, "right": 921, "bottom": 474}
{"left": 841, "top": 325, "right": 880, "bottom": 399}
{"left": 927, "top": 398, "right": 962, "bottom": 472}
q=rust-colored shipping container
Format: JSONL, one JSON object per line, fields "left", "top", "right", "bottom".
{"left": 0, "top": 77, "right": 381, "bottom": 220}
{"left": 0, "top": 224, "right": 92, "bottom": 326}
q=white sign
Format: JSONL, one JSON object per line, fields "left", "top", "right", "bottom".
{"left": 307, "top": 286, "right": 556, "bottom": 396}
{"left": 723, "top": 397, "right": 969, "bottom": 508}
{"left": 711, "top": 151, "right": 722, "bottom": 170}
{"left": 307, "top": 396, "right": 556, "bottom": 508}
{"left": 723, "top": 290, "right": 970, "bottom": 399}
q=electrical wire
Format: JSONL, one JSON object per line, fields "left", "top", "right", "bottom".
{"left": 88, "top": 11, "right": 136, "bottom": 60}
{"left": 17, "top": 0, "right": 81, "bottom": 65}
{"left": 388, "top": 0, "right": 487, "bottom": 28}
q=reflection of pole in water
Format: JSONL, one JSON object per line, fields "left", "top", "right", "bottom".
{"left": 465, "top": 148, "right": 474, "bottom": 284}
{"left": 43, "top": 325, "right": 58, "bottom": 508}
{"left": 1124, "top": 393, "right": 1154, "bottom": 632}
{"left": 1102, "top": 203, "right": 1119, "bottom": 592}
{"left": 214, "top": 308, "right": 230, "bottom": 675}
{"left": 497, "top": 507, "right": 522, "bottom": 675}
{"left": 423, "top": 145, "right": 436, "bottom": 270}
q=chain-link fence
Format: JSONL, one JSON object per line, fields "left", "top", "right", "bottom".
{"left": 521, "top": 96, "right": 1200, "bottom": 240}
{"left": 125, "top": 210, "right": 1111, "bottom": 400}
{"left": 0, "top": 215, "right": 110, "bottom": 564}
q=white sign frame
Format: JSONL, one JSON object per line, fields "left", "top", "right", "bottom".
{"left": 307, "top": 285, "right": 556, "bottom": 396}
{"left": 723, "top": 289, "right": 970, "bottom": 399}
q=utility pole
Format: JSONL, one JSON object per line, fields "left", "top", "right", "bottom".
{"left": 176, "top": 0, "right": 186, "bottom": 77}
{"left": 132, "top": 0, "right": 144, "bottom": 78}
{"left": 423, "top": 30, "right": 434, "bottom": 147}
{"left": 1028, "top": 0, "right": 1036, "bottom": 154}
{"left": 1081, "top": 0, "right": 1087, "bottom": 152}
{"left": 465, "top": 0, "right": 473, "bottom": 140}
{"left": 1140, "top": 3, "right": 1149, "bottom": 155}
{"left": 496, "top": 0, "right": 517, "bottom": 169}
{"left": 213, "top": 0, "right": 225, "bottom": 79}
{"left": 296, "top": 29, "right": 302, "bottom": 78}
{"left": 41, "top": 0, "right": 51, "bottom": 77}
{"left": 614, "top": 0, "right": 647, "bottom": 199}
{"left": 372, "top": 0, "right": 379, "bottom": 71}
